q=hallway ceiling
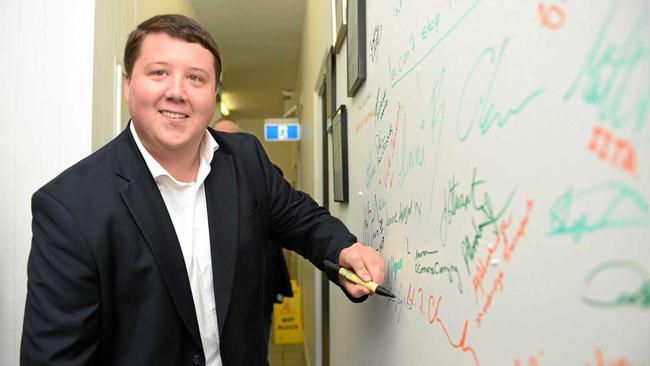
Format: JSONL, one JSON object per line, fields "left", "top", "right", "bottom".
{"left": 193, "top": 0, "right": 306, "bottom": 120}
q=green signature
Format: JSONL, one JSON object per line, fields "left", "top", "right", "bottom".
{"left": 461, "top": 186, "right": 516, "bottom": 274}
{"left": 428, "top": 67, "right": 446, "bottom": 211}
{"left": 397, "top": 120, "right": 425, "bottom": 187}
{"left": 548, "top": 182, "right": 650, "bottom": 242}
{"left": 583, "top": 260, "right": 650, "bottom": 309}
{"left": 440, "top": 167, "right": 487, "bottom": 245}
{"left": 456, "top": 38, "right": 545, "bottom": 142}
{"left": 390, "top": 0, "right": 481, "bottom": 87}
{"left": 563, "top": 1, "right": 650, "bottom": 133}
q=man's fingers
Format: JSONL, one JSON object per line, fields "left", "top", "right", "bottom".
{"left": 339, "top": 277, "right": 371, "bottom": 297}
{"left": 362, "top": 248, "right": 386, "bottom": 285}
{"left": 337, "top": 242, "right": 388, "bottom": 298}
{"left": 351, "top": 260, "right": 372, "bottom": 282}
{"left": 340, "top": 243, "right": 371, "bottom": 281}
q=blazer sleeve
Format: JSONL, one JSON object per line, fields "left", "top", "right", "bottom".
{"left": 21, "top": 189, "right": 101, "bottom": 365}
{"left": 249, "top": 137, "right": 368, "bottom": 302}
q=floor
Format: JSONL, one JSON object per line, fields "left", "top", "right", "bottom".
{"left": 268, "top": 326, "right": 307, "bottom": 366}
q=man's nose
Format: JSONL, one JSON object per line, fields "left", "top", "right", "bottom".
{"left": 164, "top": 75, "right": 187, "bottom": 101}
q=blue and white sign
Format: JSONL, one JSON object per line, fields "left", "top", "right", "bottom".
{"left": 264, "top": 118, "right": 300, "bottom": 142}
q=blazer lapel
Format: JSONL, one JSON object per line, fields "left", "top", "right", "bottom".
{"left": 114, "top": 128, "right": 203, "bottom": 350}
{"left": 204, "top": 150, "right": 238, "bottom": 336}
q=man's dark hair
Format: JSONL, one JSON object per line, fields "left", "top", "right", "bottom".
{"left": 123, "top": 14, "right": 222, "bottom": 87}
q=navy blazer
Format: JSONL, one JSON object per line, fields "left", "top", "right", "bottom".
{"left": 21, "top": 126, "right": 357, "bottom": 365}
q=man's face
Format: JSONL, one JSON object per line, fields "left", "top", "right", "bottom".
{"left": 124, "top": 32, "right": 216, "bottom": 158}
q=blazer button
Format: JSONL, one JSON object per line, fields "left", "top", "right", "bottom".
{"left": 192, "top": 354, "right": 202, "bottom": 365}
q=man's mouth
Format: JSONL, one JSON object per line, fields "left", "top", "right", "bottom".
{"left": 160, "top": 110, "right": 189, "bottom": 119}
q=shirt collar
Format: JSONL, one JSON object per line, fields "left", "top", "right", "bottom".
{"left": 130, "top": 121, "right": 219, "bottom": 186}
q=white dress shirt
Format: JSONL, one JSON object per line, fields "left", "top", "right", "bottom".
{"left": 130, "top": 123, "right": 222, "bottom": 366}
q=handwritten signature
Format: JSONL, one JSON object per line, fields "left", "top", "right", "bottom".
{"left": 456, "top": 38, "right": 545, "bottom": 142}
{"left": 548, "top": 182, "right": 650, "bottom": 242}
{"left": 583, "top": 260, "right": 650, "bottom": 309}
{"left": 563, "top": 1, "right": 650, "bottom": 133}
{"left": 440, "top": 167, "right": 487, "bottom": 245}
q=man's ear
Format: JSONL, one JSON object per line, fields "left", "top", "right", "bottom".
{"left": 123, "top": 73, "right": 131, "bottom": 102}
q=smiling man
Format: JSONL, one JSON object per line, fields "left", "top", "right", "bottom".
{"left": 20, "top": 14, "right": 386, "bottom": 366}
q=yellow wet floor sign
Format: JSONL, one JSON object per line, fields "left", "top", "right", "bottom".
{"left": 273, "top": 279, "right": 303, "bottom": 344}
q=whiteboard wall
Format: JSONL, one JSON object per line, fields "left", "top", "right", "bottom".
{"left": 326, "top": 0, "right": 650, "bottom": 365}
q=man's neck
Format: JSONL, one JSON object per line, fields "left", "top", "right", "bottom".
{"left": 154, "top": 148, "right": 200, "bottom": 182}
{"left": 129, "top": 123, "right": 205, "bottom": 183}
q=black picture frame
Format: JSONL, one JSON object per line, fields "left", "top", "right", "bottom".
{"left": 333, "top": 0, "right": 347, "bottom": 53}
{"left": 326, "top": 47, "right": 336, "bottom": 120}
{"left": 346, "top": 0, "right": 366, "bottom": 97}
{"left": 331, "top": 105, "right": 348, "bottom": 202}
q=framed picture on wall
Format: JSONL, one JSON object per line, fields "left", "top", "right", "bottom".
{"left": 332, "top": 0, "right": 347, "bottom": 53}
{"left": 325, "top": 46, "right": 336, "bottom": 119}
{"left": 331, "top": 105, "right": 348, "bottom": 203}
{"left": 346, "top": 0, "right": 366, "bottom": 97}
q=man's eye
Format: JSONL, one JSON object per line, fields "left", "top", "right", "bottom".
{"left": 188, "top": 74, "right": 203, "bottom": 82}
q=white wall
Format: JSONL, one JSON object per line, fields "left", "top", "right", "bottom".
{"left": 0, "top": 1, "right": 95, "bottom": 364}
